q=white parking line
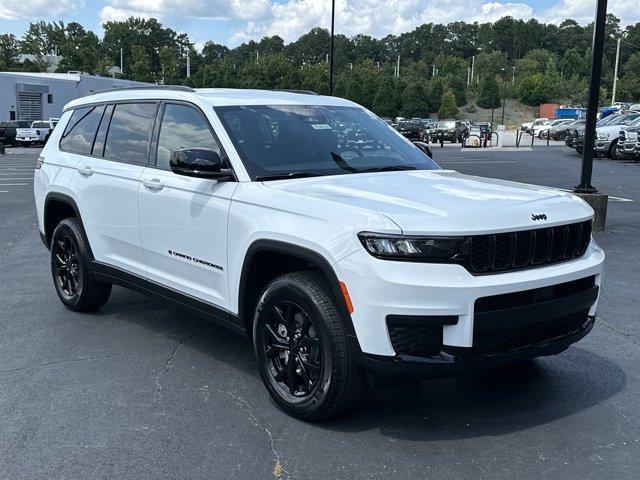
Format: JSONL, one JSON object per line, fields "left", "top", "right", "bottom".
{"left": 0, "top": 178, "right": 33, "bottom": 180}
{"left": 0, "top": 190, "right": 8, "bottom": 193}
{"left": 556, "top": 187, "right": 633, "bottom": 202}
{"left": 0, "top": 183, "right": 27, "bottom": 186}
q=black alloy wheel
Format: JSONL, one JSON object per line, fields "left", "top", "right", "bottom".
{"left": 260, "top": 300, "right": 323, "bottom": 398}
{"left": 53, "top": 234, "right": 82, "bottom": 299}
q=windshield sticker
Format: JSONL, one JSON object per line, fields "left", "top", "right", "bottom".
{"left": 310, "top": 123, "right": 332, "bottom": 130}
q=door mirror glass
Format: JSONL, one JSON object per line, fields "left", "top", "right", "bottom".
{"left": 169, "top": 148, "right": 232, "bottom": 179}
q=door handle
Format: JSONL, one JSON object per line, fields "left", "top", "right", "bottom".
{"left": 77, "top": 165, "right": 94, "bottom": 177}
{"left": 143, "top": 179, "right": 165, "bottom": 191}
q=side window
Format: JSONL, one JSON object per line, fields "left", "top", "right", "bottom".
{"left": 59, "top": 106, "right": 105, "bottom": 155}
{"left": 92, "top": 104, "right": 114, "bottom": 157}
{"left": 104, "top": 102, "right": 156, "bottom": 165}
{"left": 156, "top": 103, "right": 223, "bottom": 171}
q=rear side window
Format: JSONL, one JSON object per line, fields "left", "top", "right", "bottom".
{"left": 92, "top": 104, "right": 114, "bottom": 157}
{"left": 59, "top": 106, "right": 105, "bottom": 155}
{"left": 104, "top": 103, "right": 157, "bottom": 165}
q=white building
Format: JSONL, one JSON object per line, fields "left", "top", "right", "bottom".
{"left": 0, "top": 72, "right": 151, "bottom": 122}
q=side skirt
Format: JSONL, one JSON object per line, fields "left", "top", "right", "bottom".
{"left": 91, "top": 261, "right": 247, "bottom": 337}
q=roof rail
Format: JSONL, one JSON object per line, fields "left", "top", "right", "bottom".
{"left": 90, "top": 85, "right": 196, "bottom": 95}
{"left": 272, "top": 89, "right": 319, "bottom": 95}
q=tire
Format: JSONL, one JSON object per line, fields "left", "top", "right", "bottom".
{"left": 253, "top": 271, "right": 366, "bottom": 421}
{"left": 50, "top": 218, "right": 111, "bottom": 312}
{"left": 555, "top": 132, "right": 566, "bottom": 141}
{"left": 576, "top": 147, "right": 583, "bottom": 155}
{"left": 608, "top": 140, "right": 623, "bottom": 160}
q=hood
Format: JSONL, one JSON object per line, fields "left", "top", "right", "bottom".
{"left": 264, "top": 170, "right": 593, "bottom": 235}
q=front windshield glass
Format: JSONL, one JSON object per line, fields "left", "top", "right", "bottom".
{"left": 216, "top": 105, "right": 440, "bottom": 180}
{"left": 437, "top": 121, "right": 455, "bottom": 129}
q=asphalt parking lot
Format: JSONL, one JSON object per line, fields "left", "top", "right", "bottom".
{"left": 1, "top": 145, "right": 639, "bottom": 479}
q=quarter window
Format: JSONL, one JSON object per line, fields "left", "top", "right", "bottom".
{"left": 59, "top": 106, "right": 105, "bottom": 155}
{"left": 156, "top": 103, "right": 222, "bottom": 170}
{"left": 104, "top": 102, "right": 157, "bottom": 165}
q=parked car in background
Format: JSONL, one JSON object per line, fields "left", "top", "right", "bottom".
{"left": 434, "top": 120, "right": 465, "bottom": 143}
{"left": 15, "top": 118, "right": 60, "bottom": 147}
{"left": 594, "top": 113, "right": 640, "bottom": 159}
{"left": 0, "top": 120, "right": 31, "bottom": 146}
{"left": 395, "top": 120, "right": 425, "bottom": 141}
{"left": 550, "top": 119, "right": 584, "bottom": 141}
{"left": 536, "top": 119, "right": 572, "bottom": 138}
{"left": 615, "top": 127, "right": 640, "bottom": 162}
{"left": 521, "top": 118, "right": 549, "bottom": 133}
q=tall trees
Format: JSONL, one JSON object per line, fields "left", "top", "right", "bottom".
{"left": 438, "top": 89, "right": 458, "bottom": 119}
{"left": 477, "top": 75, "right": 500, "bottom": 108}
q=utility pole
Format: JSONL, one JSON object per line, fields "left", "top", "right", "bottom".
{"left": 396, "top": 54, "right": 400, "bottom": 78}
{"left": 467, "top": 67, "right": 470, "bottom": 85}
{"left": 471, "top": 55, "right": 475, "bottom": 83}
{"left": 611, "top": 36, "right": 621, "bottom": 105}
{"left": 329, "top": 0, "right": 335, "bottom": 95}
{"left": 186, "top": 50, "right": 191, "bottom": 78}
{"left": 120, "top": 48, "right": 123, "bottom": 75}
{"left": 573, "top": 0, "right": 609, "bottom": 232}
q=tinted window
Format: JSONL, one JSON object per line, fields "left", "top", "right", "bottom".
{"left": 156, "top": 104, "right": 222, "bottom": 170}
{"left": 217, "top": 105, "right": 439, "bottom": 180}
{"left": 92, "top": 104, "right": 114, "bottom": 157}
{"left": 59, "top": 106, "right": 105, "bottom": 155}
{"left": 104, "top": 102, "right": 156, "bottom": 165}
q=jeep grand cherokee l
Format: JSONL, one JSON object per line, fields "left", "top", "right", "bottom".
{"left": 34, "top": 87, "right": 605, "bottom": 420}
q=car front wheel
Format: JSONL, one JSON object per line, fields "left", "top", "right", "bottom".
{"left": 50, "top": 218, "right": 112, "bottom": 311}
{"left": 253, "top": 271, "right": 365, "bottom": 421}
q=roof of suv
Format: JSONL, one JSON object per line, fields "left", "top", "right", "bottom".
{"left": 64, "top": 87, "right": 357, "bottom": 111}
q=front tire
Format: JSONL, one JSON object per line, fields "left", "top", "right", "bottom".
{"left": 50, "top": 218, "right": 111, "bottom": 311}
{"left": 253, "top": 272, "right": 365, "bottom": 421}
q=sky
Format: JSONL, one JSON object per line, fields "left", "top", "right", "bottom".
{"left": 1, "top": 0, "right": 639, "bottom": 51}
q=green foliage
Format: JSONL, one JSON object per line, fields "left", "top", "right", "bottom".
{"left": 437, "top": 89, "right": 458, "bottom": 119}
{"left": 130, "top": 44, "right": 154, "bottom": 83}
{"left": 619, "top": 53, "right": 640, "bottom": 102}
{"left": 372, "top": 78, "right": 397, "bottom": 117}
{"left": 477, "top": 75, "right": 501, "bottom": 108}
{"left": 517, "top": 74, "right": 554, "bottom": 106}
{"left": 402, "top": 81, "right": 429, "bottom": 117}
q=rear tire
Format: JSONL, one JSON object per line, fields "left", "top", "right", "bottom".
{"left": 608, "top": 140, "right": 623, "bottom": 160}
{"left": 555, "top": 132, "right": 566, "bottom": 141}
{"left": 253, "top": 271, "right": 365, "bottom": 421}
{"left": 50, "top": 218, "right": 111, "bottom": 312}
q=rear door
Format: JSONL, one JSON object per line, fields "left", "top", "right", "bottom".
{"left": 67, "top": 101, "right": 158, "bottom": 277}
{"left": 138, "top": 101, "right": 237, "bottom": 309}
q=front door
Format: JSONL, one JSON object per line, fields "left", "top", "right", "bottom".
{"left": 138, "top": 102, "right": 236, "bottom": 310}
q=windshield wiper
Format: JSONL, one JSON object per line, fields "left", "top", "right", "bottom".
{"left": 256, "top": 172, "right": 324, "bottom": 181}
{"left": 358, "top": 165, "right": 419, "bottom": 173}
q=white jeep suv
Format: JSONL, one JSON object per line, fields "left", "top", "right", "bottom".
{"left": 34, "top": 87, "right": 605, "bottom": 420}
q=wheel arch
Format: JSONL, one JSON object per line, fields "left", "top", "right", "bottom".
{"left": 238, "top": 239, "right": 356, "bottom": 338}
{"left": 43, "top": 192, "right": 92, "bottom": 256}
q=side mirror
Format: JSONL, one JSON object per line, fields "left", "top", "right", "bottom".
{"left": 169, "top": 148, "right": 233, "bottom": 180}
{"left": 413, "top": 141, "right": 433, "bottom": 159}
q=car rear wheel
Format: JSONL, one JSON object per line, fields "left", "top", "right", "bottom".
{"left": 253, "top": 271, "right": 365, "bottom": 421}
{"left": 51, "top": 218, "right": 112, "bottom": 311}
{"left": 555, "top": 132, "right": 566, "bottom": 141}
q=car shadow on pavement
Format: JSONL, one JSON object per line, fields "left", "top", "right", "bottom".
{"left": 323, "top": 347, "right": 626, "bottom": 440}
{"left": 95, "top": 287, "right": 625, "bottom": 440}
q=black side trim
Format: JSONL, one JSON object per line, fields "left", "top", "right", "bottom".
{"left": 238, "top": 240, "right": 357, "bottom": 338}
{"left": 43, "top": 192, "right": 90, "bottom": 253}
{"left": 386, "top": 315, "right": 458, "bottom": 327}
{"left": 92, "top": 261, "right": 246, "bottom": 337}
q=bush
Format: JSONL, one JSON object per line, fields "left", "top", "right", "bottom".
{"left": 477, "top": 75, "right": 501, "bottom": 109}
{"left": 437, "top": 89, "right": 458, "bottom": 119}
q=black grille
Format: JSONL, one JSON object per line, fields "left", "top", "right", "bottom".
{"left": 473, "top": 309, "right": 590, "bottom": 356}
{"left": 388, "top": 325, "right": 443, "bottom": 357}
{"left": 467, "top": 221, "right": 591, "bottom": 274}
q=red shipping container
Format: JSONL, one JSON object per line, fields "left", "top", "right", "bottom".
{"left": 539, "top": 103, "right": 561, "bottom": 119}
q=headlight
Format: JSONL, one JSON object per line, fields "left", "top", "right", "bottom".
{"left": 358, "top": 232, "right": 464, "bottom": 261}
{"left": 597, "top": 132, "right": 609, "bottom": 140}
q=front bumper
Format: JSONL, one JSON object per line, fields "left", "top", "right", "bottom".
{"left": 337, "top": 241, "right": 604, "bottom": 376}
{"left": 594, "top": 139, "right": 612, "bottom": 154}
{"left": 616, "top": 141, "right": 640, "bottom": 159}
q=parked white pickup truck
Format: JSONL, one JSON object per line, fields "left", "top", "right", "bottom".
{"left": 521, "top": 118, "right": 549, "bottom": 133}
{"left": 15, "top": 118, "right": 59, "bottom": 146}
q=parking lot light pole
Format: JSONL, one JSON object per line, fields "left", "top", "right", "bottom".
{"left": 573, "top": 0, "right": 608, "bottom": 231}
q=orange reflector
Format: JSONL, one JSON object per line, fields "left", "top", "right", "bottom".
{"left": 339, "top": 281, "right": 354, "bottom": 314}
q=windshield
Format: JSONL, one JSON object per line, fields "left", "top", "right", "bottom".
{"left": 216, "top": 105, "right": 439, "bottom": 180}
{"left": 437, "top": 121, "right": 455, "bottom": 129}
